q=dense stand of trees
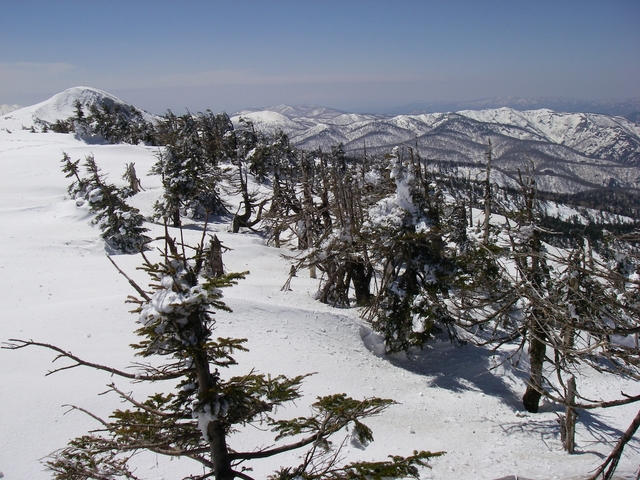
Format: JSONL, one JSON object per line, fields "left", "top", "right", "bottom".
{"left": 42, "top": 99, "right": 157, "bottom": 144}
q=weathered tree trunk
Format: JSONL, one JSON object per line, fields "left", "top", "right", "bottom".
{"left": 300, "top": 155, "right": 315, "bottom": 246}
{"left": 523, "top": 319, "right": 546, "bottom": 413}
{"left": 232, "top": 162, "right": 252, "bottom": 234}
{"left": 196, "top": 358, "right": 233, "bottom": 479}
{"left": 319, "top": 264, "right": 349, "bottom": 307}
{"left": 273, "top": 226, "right": 282, "bottom": 248}
{"left": 208, "top": 420, "right": 235, "bottom": 480}
{"left": 519, "top": 171, "right": 547, "bottom": 414}
{"left": 208, "top": 235, "right": 224, "bottom": 277}
{"left": 172, "top": 208, "right": 181, "bottom": 228}
{"left": 562, "top": 376, "right": 577, "bottom": 453}
{"left": 123, "top": 162, "right": 143, "bottom": 193}
{"left": 232, "top": 194, "right": 262, "bottom": 233}
{"left": 350, "top": 261, "right": 372, "bottom": 306}
{"left": 318, "top": 154, "right": 333, "bottom": 231}
{"left": 189, "top": 308, "right": 234, "bottom": 480}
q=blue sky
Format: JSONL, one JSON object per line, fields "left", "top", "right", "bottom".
{"left": 1, "top": 0, "right": 638, "bottom": 114}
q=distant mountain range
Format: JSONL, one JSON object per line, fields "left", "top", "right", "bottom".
{"left": 2, "top": 87, "right": 639, "bottom": 195}
{"left": 384, "top": 97, "right": 640, "bottom": 122}
{"left": 232, "top": 104, "right": 640, "bottom": 194}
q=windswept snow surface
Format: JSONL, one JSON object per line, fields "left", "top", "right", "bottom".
{"left": 0, "top": 129, "right": 639, "bottom": 479}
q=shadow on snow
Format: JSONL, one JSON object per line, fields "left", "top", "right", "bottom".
{"left": 360, "top": 326, "right": 525, "bottom": 410}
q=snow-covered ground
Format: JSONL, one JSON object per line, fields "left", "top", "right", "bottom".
{"left": 0, "top": 127, "right": 638, "bottom": 479}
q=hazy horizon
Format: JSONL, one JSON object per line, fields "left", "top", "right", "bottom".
{"left": 1, "top": 1, "right": 638, "bottom": 115}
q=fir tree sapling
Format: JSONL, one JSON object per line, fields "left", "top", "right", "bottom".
{"left": 61, "top": 152, "right": 150, "bottom": 254}
{"left": 60, "top": 151, "right": 90, "bottom": 199}
{"left": 3, "top": 229, "right": 442, "bottom": 480}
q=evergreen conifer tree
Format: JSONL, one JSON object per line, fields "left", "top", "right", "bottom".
{"left": 362, "top": 147, "right": 457, "bottom": 352}
{"left": 61, "top": 152, "right": 149, "bottom": 254}
{"left": 152, "top": 111, "right": 227, "bottom": 227}
{"left": 4, "top": 229, "right": 442, "bottom": 480}
{"left": 60, "top": 151, "right": 90, "bottom": 198}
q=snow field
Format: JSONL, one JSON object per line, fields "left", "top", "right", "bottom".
{"left": 0, "top": 129, "right": 638, "bottom": 479}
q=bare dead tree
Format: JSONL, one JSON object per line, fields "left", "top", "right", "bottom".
{"left": 122, "top": 162, "right": 144, "bottom": 193}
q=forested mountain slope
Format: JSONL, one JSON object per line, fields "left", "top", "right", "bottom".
{"left": 233, "top": 104, "right": 640, "bottom": 194}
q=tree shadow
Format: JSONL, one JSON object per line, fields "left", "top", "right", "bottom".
{"left": 360, "top": 327, "right": 640, "bottom": 462}
{"left": 576, "top": 409, "right": 640, "bottom": 457}
{"left": 500, "top": 416, "right": 564, "bottom": 452}
{"left": 498, "top": 408, "right": 640, "bottom": 461}
{"left": 155, "top": 214, "right": 233, "bottom": 233}
{"left": 360, "top": 326, "right": 526, "bottom": 409}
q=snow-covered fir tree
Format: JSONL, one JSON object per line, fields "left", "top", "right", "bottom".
{"left": 62, "top": 152, "right": 149, "bottom": 254}
{"left": 152, "top": 111, "right": 228, "bottom": 227}
{"left": 361, "top": 146, "right": 459, "bottom": 352}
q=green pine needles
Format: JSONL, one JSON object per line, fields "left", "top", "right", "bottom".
{"left": 61, "top": 152, "right": 150, "bottom": 254}
{"left": 7, "top": 228, "right": 442, "bottom": 480}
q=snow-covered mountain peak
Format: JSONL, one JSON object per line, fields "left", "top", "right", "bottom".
{"left": 35, "top": 86, "right": 123, "bottom": 120}
{"left": 231, "top": 110, "right": 303, "bottom": 133}
{"left": 270, "top": 104, "right": 346, "bottom": 119}
{"left": 235, "top": 104, "right": 385, "bottom": 125}
{"left": 0, "top": 86, "right": 157, "bottom": 131}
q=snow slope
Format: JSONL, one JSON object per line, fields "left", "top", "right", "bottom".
{"left": 0, "top": 86, "right": 158, "bottom": 132}
{"left": 0, "top": 137, "right": 639, "bottom": 477}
